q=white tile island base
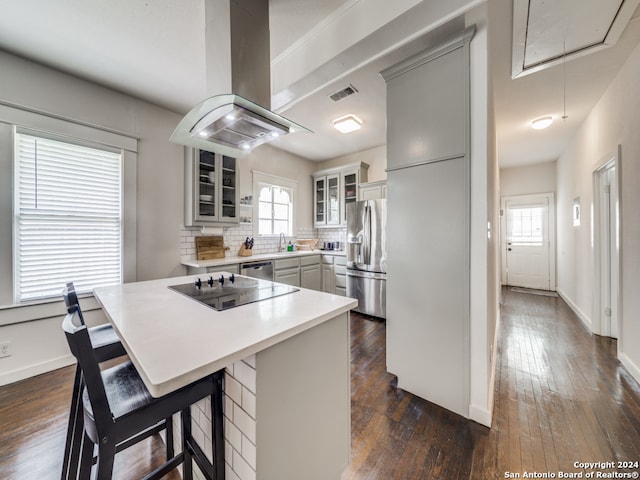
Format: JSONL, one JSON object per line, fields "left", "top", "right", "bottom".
{"left": 173, "top": 312, "right": 351, "bottom": 480}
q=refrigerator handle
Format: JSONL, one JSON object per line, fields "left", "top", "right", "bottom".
{"left": 364, "top": 204, "right": 371, "bottom": 265}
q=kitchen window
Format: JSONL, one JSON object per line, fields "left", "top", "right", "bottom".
{"left": 13, "top": 131, "right": 123, "bottom": 302}
{"left": 252, "top": 171, "right": 297, "bottom": 237}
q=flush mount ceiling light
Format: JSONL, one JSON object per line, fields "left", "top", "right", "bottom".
{"left": 332, "top": 114, "right": 363, "bottom": 134}
{"left": 531, "top": 116, "right": 553, "bottom": 130}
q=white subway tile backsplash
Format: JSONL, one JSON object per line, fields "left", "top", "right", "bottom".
{"left": 243, "top": 354, "right": 256, "bottom": 368}
{"left": 179, "top": 223, "right": 346, "bottom": 261}
{"left": 225, "top": 417, "right": 242, "bottom": 452}
{"left": 225, "top": 375, "right": 242, "bottom": 405}
{"left": 234, "top": 361, "right": 256, "bottom": 395}
{"left": 233, "top": 404, "right": 256, "bottom": 444}
{"left": 241, "top": 435, "right": 257, "bottom": 470}
{"left": 242, "top": 387, "right": 256, "bottom": 419}
{"left": 225, "top": 465, "right": 242, "bottom": 480}
{"left": 232, "top": 448, "right": 256, "bottom": 480}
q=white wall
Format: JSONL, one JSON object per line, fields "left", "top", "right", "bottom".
{"left": 468, "top": 3, "right": 498, "bottom": 428}
{"left": 556, "top": 40, "right": 640, "bottom": 383}
{"left": 500, "top": 161, "right": 556, "bottom": 197}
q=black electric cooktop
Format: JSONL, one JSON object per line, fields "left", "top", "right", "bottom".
{"left": 169, "top": 274, "right": 299, "bottom": 311}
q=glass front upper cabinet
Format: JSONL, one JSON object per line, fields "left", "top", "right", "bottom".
{"left": 342, "top": 171, "right": 358, "bottom": 224}
{"left": 186, "top": 149, "right": 239, "bottom": 226}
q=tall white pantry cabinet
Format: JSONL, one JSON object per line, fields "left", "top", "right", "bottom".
{"left": 383, "top": 27, "right": 475, "bottom": 418}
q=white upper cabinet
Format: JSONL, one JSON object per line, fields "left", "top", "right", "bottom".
{"left": 184, "top": 148, "right": 240, "bottom": 226}
{"left": 383, "top": 45, "right": 467, "bottom": 170}
{"left": 359, "top": 180, "right": 387, "bottom": 200}
{"left": 313, "top": 162, "right": 368, "bottom": 227}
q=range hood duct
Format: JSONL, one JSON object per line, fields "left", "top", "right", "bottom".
{"left": 170, "top": 0, "right": 310, "bottom": 156}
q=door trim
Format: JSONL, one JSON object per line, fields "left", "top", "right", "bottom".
{"left": 500, "top": 193, "right": 556, "bottom": 291}
{"left": 592, "top": 145, "right": 622, "bottom": 343}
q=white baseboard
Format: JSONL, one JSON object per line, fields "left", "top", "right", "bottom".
{"left": 469, "top": 310, "right": 501, "bottom": 429}
{"left": 469, "top": 404, "right": 492, "bottom": 427}
{"left": 620, "top": 352, "right": 640, "bottom": 386}
{"left": 0, "top": 354, "right": 75, "bottom": 387}
{"left": 556, "top": 287, "right": 592, "bottom": 331}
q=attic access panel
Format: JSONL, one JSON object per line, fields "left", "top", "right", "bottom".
{"left": 511, "top": 0, "right": 640, "bottom": 78}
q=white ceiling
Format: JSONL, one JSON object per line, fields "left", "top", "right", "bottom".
{"left": 0, "top": 0, "right": 639, "bottom": 167}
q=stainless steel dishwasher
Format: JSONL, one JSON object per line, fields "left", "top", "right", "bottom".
{"left": 240, "top": 260, "right": 274, "bottom": 281}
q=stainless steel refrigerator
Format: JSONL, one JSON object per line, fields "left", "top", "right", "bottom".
{"left": 346, "top": 199, "right": 387, "bottom": 318}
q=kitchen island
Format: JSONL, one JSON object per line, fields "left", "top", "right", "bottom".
{"left": 94, "top": 274, "right": 356, "bottom": 480}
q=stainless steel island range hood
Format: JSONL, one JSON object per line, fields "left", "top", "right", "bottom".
{"left": 170, "top": 0, "right": 310, "bottom": 157}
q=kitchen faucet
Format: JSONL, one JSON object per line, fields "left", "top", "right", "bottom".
{"left": 278, "top": 232, "right": 286, "bottom": 252}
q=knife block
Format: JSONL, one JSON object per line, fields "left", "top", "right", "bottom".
{"left": 238, "top": 244, "right": 253, "bottom": 257}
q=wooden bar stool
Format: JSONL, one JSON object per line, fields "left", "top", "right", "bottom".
{"left": 61, "top": 283, "right": 135, "bottom": 480}
{"left": 62, "top": 309, "right": 224, "bottom": 479}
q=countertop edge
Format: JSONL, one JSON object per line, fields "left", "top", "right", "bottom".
{"left": 146, "top": 299, "right": 357, "bottom": 397}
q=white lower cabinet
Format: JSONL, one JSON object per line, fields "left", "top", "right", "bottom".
{"left": 334, "top": 256, "right": 347, "bottom": 296}
{"left": 274, "top": 258, "right": 301, "bottom": 287}
{"left": 274, "top": 267, "right": 300, "bottom": 287}
{"left": 275, "top": 255, "right": 322, "bottom": 290}
{"left": 300, "top": 256, "right": 321, "bottom": 291}
{"left": 320, "top": 255, "right": 347, "bottom": 295}
{"left": 322, "top": 256, "right": 335, "bottom": 293}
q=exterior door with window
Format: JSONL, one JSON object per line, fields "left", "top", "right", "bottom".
{"left": 504, "top": 196, "right": 551, "bottom": 290}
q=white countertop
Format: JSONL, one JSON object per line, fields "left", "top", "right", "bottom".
{"left": 182, "top": 249, "right": 345, "bottom": 269}
{"left": 93, "top": 275, "right": 357, "bottom": 397}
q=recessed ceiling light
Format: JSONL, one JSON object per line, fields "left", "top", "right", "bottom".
{"left": 531, "top": 116, "right": 553, "bottom": 130}
{"left": 332, "top": 114, "right": 363, "bottom": 134}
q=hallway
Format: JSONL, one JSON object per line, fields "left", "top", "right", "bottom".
{"left": 344, "top": 288, "right": 640, "bottom": 479}
{"left": 476, "top": 287, "right": 640, "bottom": 477}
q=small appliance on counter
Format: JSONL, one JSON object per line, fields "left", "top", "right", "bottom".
{"left": 346, "top": 199, "right": 387, "bottom": 318}
{"left": 321, "top": 241, "right": 341, "bottom": 251}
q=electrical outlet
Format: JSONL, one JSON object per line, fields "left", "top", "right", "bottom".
{"left": 0, "top": 341, "right": 11, "bottom": 358}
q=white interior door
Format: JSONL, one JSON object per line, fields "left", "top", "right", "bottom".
{"left": 595, "top": 160, "right": 619, "bottom": 339}
{"left": 504, "top": 196, "right": 551, "bottom": 290}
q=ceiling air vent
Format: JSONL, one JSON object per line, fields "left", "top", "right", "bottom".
{"left": 329, "top": 84, "right": 358, "bottom": 102}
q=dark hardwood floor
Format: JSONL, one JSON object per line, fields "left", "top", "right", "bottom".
{"left": 0, "top": 362, "right": 180, "bottom": 480}
{"left": 2, "top": 288, "right": 640, "bottom": 479}
{"left": 343, "top": 288, "right": 640, "bottom": 479}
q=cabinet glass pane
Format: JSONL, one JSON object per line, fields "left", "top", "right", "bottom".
{"left": 344, "top": 172, "right": 357, "bottom": 201}
{"left": 221, "top": 155, "right": 237, "bottom": 219}
{"left": 198, "top": 150, "right": 217, "bottom": 219}
{"left": 315, "top": 178, "right": 325, "bottom": 223}
{"left": 328, "top": 176, "right": 339, "bottom": 224}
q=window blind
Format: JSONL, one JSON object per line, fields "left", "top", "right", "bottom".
{"left": 15, "top": 133, "right": 122, "bottom": 302}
